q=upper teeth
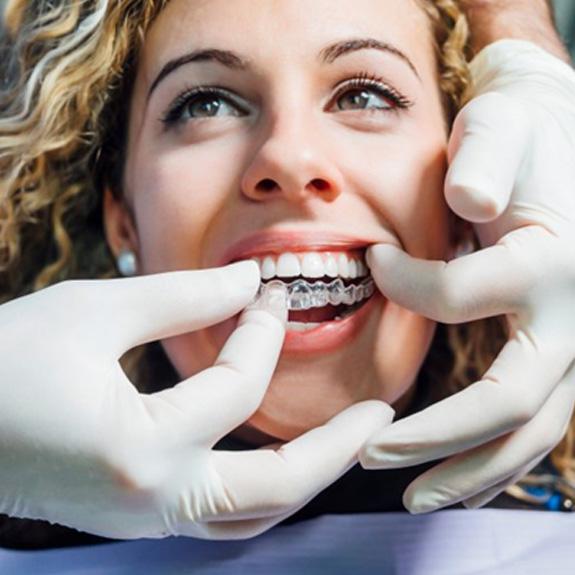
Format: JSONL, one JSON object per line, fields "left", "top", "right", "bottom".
{"left": 251, "top": 251, "right": 369, "bottom": 280}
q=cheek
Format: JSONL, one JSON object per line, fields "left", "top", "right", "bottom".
{"left": 339, "top": 127, "right": 450, "bottom": 259}
{"left": 127, "top": 145, "right": 240, "bottom": 273}
{"left": 379, "top": 145, "right": 448, "bottom": 257}
{"left": 397, "top": 147, "right": 450, "bottom": 259}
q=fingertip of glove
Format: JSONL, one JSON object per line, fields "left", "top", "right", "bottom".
{"left": 358, "top": 443, "right": 381, "bottom": 470}
{"left": 446, "top": 181, "right": 505, "bottom": 223}
{"left": 244, "top": 281, "right": 288, "bottom": 324}
{"left": 356, "top": 399, "right": 395, "bottom": 425}
{"left": 357, "top": 402, "right": 395, "bottom": 468}
{"left": 402, "top": 489, "right": 438, "bottom": 515}
{"left": 375, "top": 400, "right": 396, "bottom": 423}
{"left": 366, "top": 244, "right": 403, "bottom": 270}
{"left": 223, "top": 260, "right": 261, "bottom": 293}
{"left": 461, "top": 496, "right": 484, "bottom": 510}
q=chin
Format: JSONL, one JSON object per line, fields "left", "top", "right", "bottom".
{"left": 246, "top": 386, "right": 361, "bottom": 441}
{"left": 243, "top": 308, "right": 436, "bottom": 442}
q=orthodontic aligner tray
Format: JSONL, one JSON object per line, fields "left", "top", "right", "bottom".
{"left": 258, "top": 277, "right": 375, "bottom": 311}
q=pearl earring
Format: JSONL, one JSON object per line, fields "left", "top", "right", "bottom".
{"left": 117, "top": 249, "right": 138, "bottom": 277}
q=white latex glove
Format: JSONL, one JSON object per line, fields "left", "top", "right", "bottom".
{"left": 359, "top": 40, "right": 575, "bottom": 513}
{"left": 0, "top": 261, "right": 393, "bottom": 539}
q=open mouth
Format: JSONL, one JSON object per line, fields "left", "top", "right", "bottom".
{"left": 250, "top": 249, "right": 375, "bottom": 331}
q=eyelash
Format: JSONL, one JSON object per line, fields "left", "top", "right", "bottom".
{"left": 160, "top": 70, "right": 413, "bottom": 127}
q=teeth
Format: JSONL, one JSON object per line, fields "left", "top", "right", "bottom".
{"left": 325, "top": 254, "right": 339, "bottom": 278}
{"left": 276, "top": 253, "right": 301, "bottom": 278}
{"left": 301, "top": 252, "right": 325, "bottom": 278}
{"left": 349, "top": 259, "right": 358, "bottom": 279}
{"left": 287, "top": 321, "right": 322, "bottom": 332}
{"left": 261, "top": 256, "right": 276, "bottom": 280}
{"left": 337, "top": 254, "right": 349, "bottom": 278}
{"left": 251, "top": 251, "right": 369, "bottom": 281}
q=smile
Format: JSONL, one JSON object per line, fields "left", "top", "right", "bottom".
{"left": 251, "top": 250, "right": 375, "bottom": 331}
{"left": 218, "top": 231, "right": 386, "bottom": 354}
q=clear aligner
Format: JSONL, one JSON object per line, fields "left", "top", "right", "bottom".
{"left": 259, "top": 277, "right": 375, "bottom": 311}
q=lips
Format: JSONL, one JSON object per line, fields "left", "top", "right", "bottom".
{"left": 218, "top": 229, "right": 374, "bottom": 266}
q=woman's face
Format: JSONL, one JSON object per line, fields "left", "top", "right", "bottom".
{"left": 105, "top": 0, "right": 453, "bottom": 441}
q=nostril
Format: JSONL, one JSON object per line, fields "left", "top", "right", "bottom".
{"left": 311, "top": 178, "right": 329, "bottom": 191}
{"left": 258, "top": 178, "right": 277, "bottom": 192}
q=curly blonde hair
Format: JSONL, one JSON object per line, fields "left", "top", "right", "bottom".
{"left": 1, "top": 0, "right": 573, "bottom": 488}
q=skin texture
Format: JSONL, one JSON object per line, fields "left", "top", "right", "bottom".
{"left": 104, "top": 0, "right": 454, "bottom": 442}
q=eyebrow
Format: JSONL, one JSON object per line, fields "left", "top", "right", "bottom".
{"left": 148, "top": 37, "right": 420, "bottom": 99}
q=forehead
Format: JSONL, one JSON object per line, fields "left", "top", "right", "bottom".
{"left": 141, "top": 0, "right": 435, "bottom": 82}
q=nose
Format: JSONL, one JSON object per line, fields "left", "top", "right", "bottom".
{"left": 241, "top": 114, "right": 343, "bottom": 204}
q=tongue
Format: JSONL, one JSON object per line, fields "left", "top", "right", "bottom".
{"left": 289, "top": 305, "right": 340, "bottom": 323}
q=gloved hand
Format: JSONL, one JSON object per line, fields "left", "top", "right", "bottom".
{"left": 0, "top": 261, "right": 392, "bottom": 538}
{"left": 359, "top": 40, "right": 575, "bottom": 513}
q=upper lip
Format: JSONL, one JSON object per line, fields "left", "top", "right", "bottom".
{"left": 218, "top": 229, "right": 386, "bottom": 266}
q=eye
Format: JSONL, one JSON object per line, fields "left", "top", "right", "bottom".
{"left": 332, "top": 73, "right": 412, "bottom": 114}
{"left": 336, "top": 88, "right": 392, "bottom": 111}
{"left": 161, "top": 87, "right": 246, "bottom": 127}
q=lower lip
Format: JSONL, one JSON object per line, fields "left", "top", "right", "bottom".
{"left": 208, "top": 292, "right": 383, "bottom": 357}
{"left": 283, "top": 293, "right": 383, "bottom": 355}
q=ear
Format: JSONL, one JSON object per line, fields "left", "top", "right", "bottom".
{"left": 103, "top": 188, "right": 139, "bottom": 259}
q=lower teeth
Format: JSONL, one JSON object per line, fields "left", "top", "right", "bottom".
{"left": 287, "top": 321, "right": 322, "bottom": 332}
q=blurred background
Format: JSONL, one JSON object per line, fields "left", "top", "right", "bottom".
{"left": 555, "top": 0, "right": 575, "bottom": 58}
{"left": 0, "top": 1, "right": 574, "bottom": 59}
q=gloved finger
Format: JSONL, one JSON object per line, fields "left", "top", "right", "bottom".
{"left": 360, "top": 327, "right": 574, "bottom": 470}
{"left": 446, "top": 92, "right": 530, "bottom": 223}
{"left": 144, "top": 283, "right": 287, "bottom": 444}
{"left": 366, "top": 238, "right": 532, "bottom": 323}
{"left": 196, "top": 497, "right": 320, "bottom": 540}
{"left": 400, "top": 374, "right": 575, "bottom": 514}
{"left": 463, "top": 362, "right": 575, "bottom": 510}
{"left": 204, "top": 400, "right": 394, "bottom": 522}
{"left": 88, "top": 261, "right": 261, "bottom": 356}
{"left": 461, "top": 454, "right": 547, "bottom": 510}
{"left": 194, "top": 505, "right": 306, "bottom": 540}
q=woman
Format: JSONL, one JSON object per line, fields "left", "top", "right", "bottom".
{"left": 0, "top": 0, "right": 573, "bottom": 549}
